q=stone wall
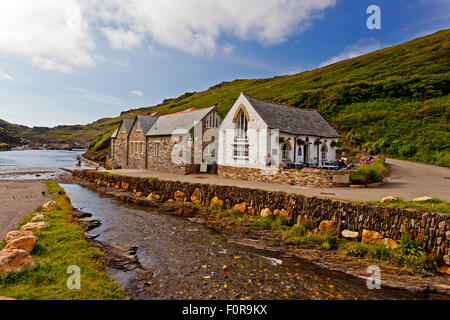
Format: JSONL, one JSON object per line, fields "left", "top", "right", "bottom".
{"left": 218, "top": 165, "right": 352, "bottom": 188}
{"left": 73, "top": 170, "right": 450, "bottom": 265}
{"left": 128, "top": 122, "right": 146, "bottom": 170}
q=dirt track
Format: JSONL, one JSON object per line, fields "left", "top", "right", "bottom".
{"left": 0, "top": 181, "right": 52, "bottom": 239}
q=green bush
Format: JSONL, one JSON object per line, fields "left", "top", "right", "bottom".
{"left": 399, "top": 235, "right": 424, "bottom": 258}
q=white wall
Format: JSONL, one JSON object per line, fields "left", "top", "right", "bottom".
{"left": 218, "top": 93, "right": 268, "bottom": 169}
{"left": 218, "top": 93, "right": 339, "bottom": 169}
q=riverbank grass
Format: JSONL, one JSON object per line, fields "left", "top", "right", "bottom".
{"left": 0, "top": 181, "right": 126, "bottom": 300}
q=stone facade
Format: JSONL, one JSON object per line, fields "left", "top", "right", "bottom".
{"left": 111, "top": 122, "right": 129, "bottom": 168}
{"left": 218, "top": 165, "right": 352, "bottom": 187}
{"left": 128, "top": 120, "right": 147, "bottom": 170}
{"left": 110, "top": 108, "right": 222, "bottom": 175}
{"left": 75, "top": 170, "right": 450, "bottom": 265}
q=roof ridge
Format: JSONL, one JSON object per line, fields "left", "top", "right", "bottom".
{"left": 156, "top": 105, "right": 216, "bottom": 117}
{"left": 242, "top": 93, "right": 317, "bottom": 112}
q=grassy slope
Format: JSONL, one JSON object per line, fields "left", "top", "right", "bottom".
{"left": 0, "top": 182, "right": 126, "bottom": 300}
{"left": 6, "top": 30, "right": 450, "bottom": 165}
{"left": 0, "top": 119, "right": 29, "bottom": 145}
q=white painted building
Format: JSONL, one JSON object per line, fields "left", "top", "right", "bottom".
{"left": 218, "top": 93, "right": 339, "bottom": 169}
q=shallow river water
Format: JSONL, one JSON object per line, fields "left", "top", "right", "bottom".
{"left": 61, "top": 183, "right": 445, "bottom": 300}
{"left": 0, "top": 150, "right": 85, "bottom": 180}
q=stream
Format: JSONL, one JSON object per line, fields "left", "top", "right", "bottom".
{"left": 61, "top": 183, "right": 445, "bottom": 300}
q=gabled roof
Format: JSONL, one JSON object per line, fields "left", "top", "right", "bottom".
{"left": 111, "top": 118, "right": 136, "bottom": 138}
{"left": 146, "top": 106, "right": 220, "bottom": 136}
{"left": 136, "top": 115, "right": 158, "bottom": 135}
{"left": 243, "top": 94, "right": 339, "bottom": 138}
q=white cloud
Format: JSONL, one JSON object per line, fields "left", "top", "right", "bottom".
{"left": 319, "top": 39, "right": 386, "bottom": 67}
{"left": 71, "top": 87, "right": 124, "bottom": 106}
{"left": 93, "top": 0, "right": 337, "bottom": 56}
{"left": 0, "top": 70, "right": 15, "bottom": 82}
{"left": 102, "top": 27, "right": 142, "bottom": 50}
{"left": 0, "top": 0, "right": 336, "bottom": 72}
{"left": 130, "top": 90, "right": 144, "bottom": 97}
{"left": 0, "top": 1, "right": 98, "bottom": 73}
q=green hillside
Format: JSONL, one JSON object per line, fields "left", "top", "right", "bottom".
{"left": 5, "top": 29, "right": 450, "bottom": 166}
{"left": 0, "top": 119, "right": 28, "bottom": 147}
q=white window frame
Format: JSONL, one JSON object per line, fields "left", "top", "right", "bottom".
{"left": 235, "top": 110, "right": 248, "bottom": 140}
{"left": 154, "top": 142, "right": 160, "bottom": 156}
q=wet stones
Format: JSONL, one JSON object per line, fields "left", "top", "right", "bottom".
{"left": 85, "top": 232, "right": 100, "bottom": 240}
{"left": 160, "top": 202, "right": 195, "bottom": 217}
{"left": 78, "top": 218, "right": 101, "bottom": 231}
{"left": 92, "top": 241, "right": 141, "bottom": 272}
{"left": 73, "top": 210, "right": 93, "bottom": 219}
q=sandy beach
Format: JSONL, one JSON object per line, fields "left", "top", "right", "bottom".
{"left": 0, "top": 181, "right": 53, "bottom": 239}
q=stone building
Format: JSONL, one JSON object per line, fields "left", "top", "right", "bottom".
{"left": 110, "top": 118, "right": 135, "bottom": 168}
{"left": 110, "top": 106, "right": 223, "bottom": 174}
{"left": 218, "top": 93, "right": 339, "bottom": 171}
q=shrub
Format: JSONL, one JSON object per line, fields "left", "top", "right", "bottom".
{"left": 399, "top": 235, "right": 424, "bottom": 258}
{"left": 350, "top": 156, "right": 388, "bottom": 185}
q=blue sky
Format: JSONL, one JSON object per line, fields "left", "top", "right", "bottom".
{"left": 0, "top": 0, "right": 448, "bottom": 127}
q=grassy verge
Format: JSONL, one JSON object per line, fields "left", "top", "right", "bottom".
{"left": 0, "top": 181, "right": 126, "bottom": 300}
{"left": 365, "top": 197, "right": 450, "bottom": 214}
{"left": 207, "top": 205, "right": 438, "bottom": 273}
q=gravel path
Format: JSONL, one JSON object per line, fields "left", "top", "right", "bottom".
{"left": 98, "top": 158, "right": 450, "bottom": 202}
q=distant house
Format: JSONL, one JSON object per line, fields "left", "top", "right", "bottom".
{"left": 110, "top": 106, "right": 223, "bottom": 174}
{"left": 218, "top": 93, "right": 339, "bottom": 170}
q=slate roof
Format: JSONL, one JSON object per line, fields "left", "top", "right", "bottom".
{"left": 136, "top": 115, "right": 158, "bottom": 135}
{"left": 111, "top": 118, "right": 136, "bottom": 138}
{"left": 146, "top": 106, "right": 218, "bottom": 136}
{"left": 243, "top": 94, "right": 339, "bottom": 138}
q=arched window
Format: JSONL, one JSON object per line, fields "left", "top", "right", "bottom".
{"left": 282, "top": 142, "right": 291, "bottom": 161}
{"left": 236, "top": 110, "right": 248, "bottom": 139}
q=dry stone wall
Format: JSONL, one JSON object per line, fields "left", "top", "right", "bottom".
{"left": 218, "top": 165, "right": 352, "bottom": 187}
{"left": 74, "top": 170, "right": 450, "bottom": 265}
